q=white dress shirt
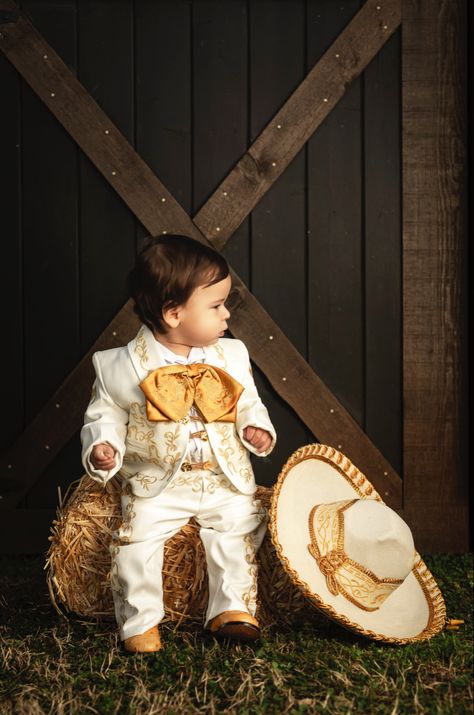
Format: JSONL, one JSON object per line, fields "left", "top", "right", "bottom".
{"left": 153, "top": 338, "right": 216, "bottom": 467}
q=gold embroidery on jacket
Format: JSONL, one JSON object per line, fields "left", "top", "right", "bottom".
{"left": 134, "top": 327, "right": 149, "bottom": 369}
{"left": 167, "top": 472, "right": 239, "bottom": 493}
{"left": 214, "top": 423, "right": 253, "bottom": 483}
{"left": 212, "top": 341, "right": 228, "bottom": 370}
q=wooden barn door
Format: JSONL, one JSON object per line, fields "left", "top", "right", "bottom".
{"left": 0, "top": 0, "right": 469, "bottom": 552}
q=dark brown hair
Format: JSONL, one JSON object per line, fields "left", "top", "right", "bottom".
{"left": 128, "top": 234, "right": 230, "bottom": 335}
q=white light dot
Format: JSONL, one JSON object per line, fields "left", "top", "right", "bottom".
{"left": 223, "top": 191, "right": 228, "bottom": 196}
{"left": 383, "top": 471, "right": 388, "bottom": 476}
{"left": 55, "top": 403, "right": 60, "bottom": 408}
{"left": 161, "top": 197, "right": 166, "bottom": 202}
{"left": 105, "top": 129, "right": 110, "bottom": 134}
{"left": 323, "top": 97, "right": 328, "bottom": 102}
{"left": 376, "top": 5, "right": 381, "bottom": 9}
{"left": 384, "top": 491, "right": 389, "bottom": 496}
{"left": 50, "top": 92, "right": 55, "bottom": 97}
{"left": 112, "top": 331, "right": 117, "bottom": 336}
{"left": 112, "top": 171, "right": 116, "bottom": 176}
{"left": 7, "top": 465, "right": 12, "bottom": 469}
{"left": 277, "top": 124, "right": 282, "bottom": 129}
{"left": 269, "top": 335, "right": 274, "bottom": 340}
{"left": 335, "top": 53, "right": 340, "bottom": 58}
{"left": 330, "top": 408, "right": 334, "bottom": 413}
{"left": 282, "top": 377, "right": 287, "bottom": 381}
{"left": 383, "top": 24, "right": 388, "bottom": 29}
{"left": 162, "top": 230, "right": 167, "bottom": 234}
{"left": 43, "top": 54, "right": 48, "bottom": 59}
{"left": 45, "top": 445, "right": 50, "bottom": 450}
{"left": 216, "top": 227, "right": 221, "bottom": 232}
{"left": 337, "top": 444, "right": 342, "bottom": 449}
{"left": 271, "top": 162, "right": 276, "bottom": 167}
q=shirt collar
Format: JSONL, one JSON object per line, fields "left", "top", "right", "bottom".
{"left": 152, "top": 336, "right": 207, "bottom": 365}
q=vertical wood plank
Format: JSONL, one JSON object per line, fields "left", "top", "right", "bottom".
{"left": 364, "top": 28, "right": 402, "bottom": 477}
{"left": 77, "top": 0, "right": 136, "bottom": 353}
{"left": 192, "top": 0, "right": 250, "bottom": 285}
{"left": 20, "top": 0, "right": 80, "bottom": 508}
{"left": 307, "top": 1, "right": 364, "bottom": 436}
{"left": 402, "top": 0, "right": 469, "bottom": 550}
{"left": 135, "top": 0, "right": 192, "bottom": 231}
{"left": 0, "top": 48, "right": 23, "bottom": 453}
{"left": 249, "top": 0, "right": 310, "bottom": 486}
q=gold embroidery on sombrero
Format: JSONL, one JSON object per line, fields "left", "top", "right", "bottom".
{"left": 307, "top": 500, "right": 403, "bottom": 612}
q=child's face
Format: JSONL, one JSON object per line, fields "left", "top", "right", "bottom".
{"left": 166, "top": 274, "right": 232, "bottom": 347}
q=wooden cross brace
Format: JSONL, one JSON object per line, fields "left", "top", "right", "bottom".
{"left": 0, "top": 0, "right": 402, "bottom": 511}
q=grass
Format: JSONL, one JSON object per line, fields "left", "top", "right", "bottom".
{"left": 0, "top": 553, "right": 472, "bottom": 714}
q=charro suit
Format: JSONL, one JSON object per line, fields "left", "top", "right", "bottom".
{"left": 81, "top": 323, "right": 277, "bottom": 495}
{"left": 80, "top": 323, "right": 278, "bottom": 639}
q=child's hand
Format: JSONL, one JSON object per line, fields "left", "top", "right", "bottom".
{"left": 91, "top": 442, "right": 117, "bottom": 470}
{"left": 242, "top": 426, "right": 273, "bottom": 454}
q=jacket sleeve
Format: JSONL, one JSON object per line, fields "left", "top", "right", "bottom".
{"left": 80, "top": 351, "right": 129, "bottom": 485}
{"left": 234, "top": 340, "right": 277, "bottom": 457}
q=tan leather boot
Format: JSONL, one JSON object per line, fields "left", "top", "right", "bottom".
{"left": 122, "top": 625, "right": 162, "bottom": 653}
{"left": 208, "top": 610, "right": 261, "bottom": 642}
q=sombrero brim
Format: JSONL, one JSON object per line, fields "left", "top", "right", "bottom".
{"left": 268, "top": 443, "right": 446, "bottom": 644}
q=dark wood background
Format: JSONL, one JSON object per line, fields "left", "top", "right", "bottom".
{"left": 0, "top": 0, "right": 469, "bottom": 552}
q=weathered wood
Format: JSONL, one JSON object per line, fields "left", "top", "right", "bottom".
{"left": 248, "top": 0, "right": 311, "bottom": 483}
{"left": 0, "top": 0, "right": 403, "bottom": 511}
{"left": 307, "top": 1, "right": 364, "bottom": 439}
{"left": 402, "top": 0, "right": 469, "bottom": 550}
{"left": 364, "top": 27, "right": 402, "bottom": 475}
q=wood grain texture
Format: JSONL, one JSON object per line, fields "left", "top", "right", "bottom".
{"left": 402, "top": 0, "right": 469, "bottom": 550}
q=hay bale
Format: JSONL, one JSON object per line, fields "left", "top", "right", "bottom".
{"left": 45, "top": 474, "right": 326, "bottom": 628}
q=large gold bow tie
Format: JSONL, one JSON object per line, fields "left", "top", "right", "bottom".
{"left": 139, "top": 363, "right": 245, "bottom": 423}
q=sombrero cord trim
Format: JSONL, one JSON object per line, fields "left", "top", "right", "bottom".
{"left": 269, "top": 443, "right": 446, "bottom": 644}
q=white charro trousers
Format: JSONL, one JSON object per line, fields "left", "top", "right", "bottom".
{"left": 108, "top": 452, "right": 268, "bottom": 641}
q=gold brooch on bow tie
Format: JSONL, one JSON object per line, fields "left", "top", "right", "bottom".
{"left": 139, "top": 362, "right": 244, "bottom": 423}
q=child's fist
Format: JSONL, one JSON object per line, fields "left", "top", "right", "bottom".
{"left": 90, "top": 442, "right": 117, "bottom": 470}
{"left": 242, "top": 426, "right": 273, "bottom": 454}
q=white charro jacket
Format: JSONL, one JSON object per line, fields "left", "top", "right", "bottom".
{"left": 80, "top": 323, "right": 277, "bottom": 497}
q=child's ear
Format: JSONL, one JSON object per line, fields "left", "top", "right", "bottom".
{"left": 162, "top": 304, "right": 181, "bottom": 329}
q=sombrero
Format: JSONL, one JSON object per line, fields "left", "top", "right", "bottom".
{"left": 268, "top": 443, "right": 446, "bottom": 644}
